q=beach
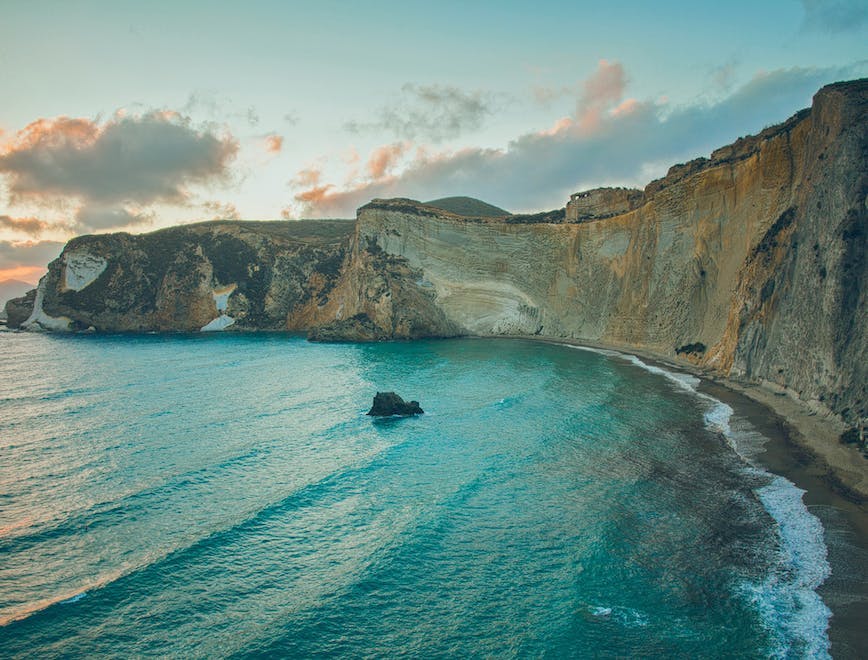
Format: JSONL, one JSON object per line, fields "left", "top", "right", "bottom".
{"left": 531, "top": 336, "right": 868, "bottom": 658}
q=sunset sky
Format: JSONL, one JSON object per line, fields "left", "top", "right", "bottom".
{"left": 1, "top": 0, "right": 866, "bottom": 283}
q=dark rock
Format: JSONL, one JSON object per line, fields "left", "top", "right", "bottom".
{"left": 4, "top": 289, "right": 36, "bottom": 329}
{"left": 840, "top": 426, "right": 867, "bottom": 456}
{"left": 367, "top": 391, "right": 423, "bottom": 416}
{"left": 675, "top": 342, "right": 707, "bottom": 356}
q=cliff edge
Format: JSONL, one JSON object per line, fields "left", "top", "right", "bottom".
{"left": 5, "top": 79, "right": 865, "bottom": 450}
{"left": 6, "top": 220, "right": 352, "bottom": 332}
{"left": 315, "top": 80, "right": 866, "bottom": 436}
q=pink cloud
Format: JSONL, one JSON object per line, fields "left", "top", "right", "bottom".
{"left": 288, "top": 63, "right": 853, "bottom": 219}
{"left": 0, "top": 214, "right": 56, "bottom": 237}
{"left": 294, "top": 184, "right": 336, "bottom": 204}
{"left": 291, "top": 166, "right": 323, "bottom": 188}
{"left": 366, "top": 142, "right": 409, "bottom": 179}
{"left": 264, "top": 134, "right": 283, "bottom": 153}
{"left": 342, "top": 147, "right": 361, "bottom": 165}
{"left": 575, "top": 60, "right": 628, "bottom": 133}
{"left": 611, "top": 98, "right": 640, "bottom": 118}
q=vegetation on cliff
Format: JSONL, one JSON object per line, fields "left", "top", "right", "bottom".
{"left": 423, "top": 196, "right": 510, "bottom": 217}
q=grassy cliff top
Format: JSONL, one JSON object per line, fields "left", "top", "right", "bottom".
{"left": 99, "top": 218, "right": 358, "bottom": 247}
{"left": 423, "top": 196, "right": 510, "bottom": 217}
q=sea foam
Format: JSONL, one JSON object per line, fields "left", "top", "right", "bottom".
{"left": 566, "top": 344, "right": 832, "bottom": 658}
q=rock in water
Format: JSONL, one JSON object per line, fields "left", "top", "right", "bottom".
{"left": 367, "top": 392, "right": 424, "bottom": 416}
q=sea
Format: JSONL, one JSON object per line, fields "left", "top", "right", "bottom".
{"left": 0, "top": 333, "right": 835, "bottom": 657}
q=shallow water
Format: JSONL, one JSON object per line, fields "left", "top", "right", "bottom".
{"left": 0, "top": 333, "right": 831, "bottom": 657}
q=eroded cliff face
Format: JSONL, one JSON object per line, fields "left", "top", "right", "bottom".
{"left": 5, "top": 80, "right": 864, "bottom": 428}
{"left": 8, "top": 220, "right": 352, "bottom": 332}
{"left": 317, "top": 80, "right": 865, "bottom": 426}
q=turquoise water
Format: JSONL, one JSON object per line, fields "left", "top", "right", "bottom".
{"left": 0, "top": 333, "right": 830, "bottom": 657}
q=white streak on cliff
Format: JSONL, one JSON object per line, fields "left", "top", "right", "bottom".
{"left": 201, "top": 284, "right": 237, "bottom": 331}
{"left": 22, "top": 276, "right": 71, "bottom": 331}
{"left": 62, "top": 251, "right": 108, "bottom": 292}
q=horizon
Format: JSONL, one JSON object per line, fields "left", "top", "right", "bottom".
{"left": 1, "top": 0, "right": 866, "bottom": 283}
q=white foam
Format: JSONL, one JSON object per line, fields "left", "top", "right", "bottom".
{"left": 742, "top": 477, "right": 832, "bottom": 659}
{"left": 588, "top": 604, "right": 648, "bottom": 628}
{"left": 566, "top": 343, "right": 832, "bottom": 656}
{"left": 60, "top": 592, "right": 87, "bottom": 605}
{"left": 590, "top": 606, "right": 612, "bottom": 617}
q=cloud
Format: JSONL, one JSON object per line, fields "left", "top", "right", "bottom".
{"left": 200, "top": 200, "right": 240, "bottom": 220}
{"left": 75, "top": 205, "right": 154, "bottom": 232}
{"left": 711, "top": 61, "right": 739, "bottom": 92}
{"left": 533, "top": 59, "right": 626, "bottom": 115}
{"left": 532, "top": 83, "right": 574, "bottom": 106}
{"left": 0, "top": 240, "right": 65, "bottom": 271}
{"left": 263, "top": 133, "right": 284, "bottom": 153}
{"left": 0, "top": 111, "right": 238, "bottom": 232}
{"left": 345, "top": 83, "right": 500, "bottom": 143}
{"left": 1, "top": 113, "right": 237, "bottom": 205}
{"left": 244, "top": 107, "right": 260, "bottom": 127}
{"left": 183, "top": 92, "right": 261, "bottom": 127}
{"left": 290, "top": 166, "right": 324, "bottom": 188}
{"left": 366, "top": 142, "right": 410, "bottom": 179}
{"left": 0, "top": 215, "right": 57, "bottom": 237}
{"left": 801, "top": 0, "right": 868, "bottom": 33}
{"left": 291, "top": 62, "right": 863, "bottom": 218}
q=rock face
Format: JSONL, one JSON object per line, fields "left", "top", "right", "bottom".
{"left": 566, "top": 187, "right": 643, "bottom": 222}
{"left": 316, "top": 80, "right": 866, "bottom": 429}
{"left": 12, "top": 79, "right": 866, "bottom": 431}
{"left": 308, "top": 210, "right": 463, "bottom": 342}
{"left": 9, "top": 220, "right": 353, "bottom": 332}
{"left": 4, "top": 289, "right": 36, "bottom": 328}
{"left": 367, "top": 392, "right": 424, "bottom": 416}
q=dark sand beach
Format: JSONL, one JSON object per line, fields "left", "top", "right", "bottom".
{"left": 530, "top": 336, "right": 868, "bottom": 658}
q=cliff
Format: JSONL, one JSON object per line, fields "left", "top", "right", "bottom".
{"left": 7, "top": 220, "right": 352, "bottom": 332}
{"left": 5, "top": 79, "right": 865, "bottom": 433}
{"left": 314, "top": 80, "right": 866, "bottom": 430}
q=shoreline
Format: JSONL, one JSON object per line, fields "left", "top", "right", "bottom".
{"left": 3, "top": 329, "right": 866, "bottom": 653}
{"left": 520, "top": 335, "right": 867, "bottom": 503}
{"left": 516, "top": 334, "right": 867, "bottom": 658}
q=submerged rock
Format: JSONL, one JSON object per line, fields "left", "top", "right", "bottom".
{"left": 367, "top": 391, "right": 424, "bottom": 417}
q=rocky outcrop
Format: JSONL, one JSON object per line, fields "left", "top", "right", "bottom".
{"left": 307, "top": 214, "right": 462, "bottom": 341}
{"left": 315, "top": 80, "right": 866, "bottom": 429}
{"left": 367, "top": 392, "right": 424, "bottom": 416}
{"left": 14, "top": 220, "right": 353, "bottom": 332}
{"left": 566, "top": 187, "right": 643, "bottom": 222}
{"left": 4, "top": 289, "right": 36, "bottom": 328}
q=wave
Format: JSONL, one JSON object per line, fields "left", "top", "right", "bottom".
{"left": 587, "top": 604, "right": 649, "bottom": 628}
{"left": 0, "top": 433, "right": 397, "bottom": 628}
{"left": 566, "top": 344, "right": 832, "bottom": 658}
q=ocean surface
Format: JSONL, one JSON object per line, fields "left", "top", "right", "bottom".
{"left": 0, "top": 333, "right": 832, "bottom": 658}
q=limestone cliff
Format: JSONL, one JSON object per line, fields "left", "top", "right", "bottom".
{"left": 6, "top": 220, "right": 352, "bottom": 332}
{"left": 5, "top": 79, "right": 865, "bottom": 431}
{"left": 315, "top": 80, "right": 865, "bottom": 428}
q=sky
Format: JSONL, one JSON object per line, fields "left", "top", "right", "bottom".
{"left": 0, "top": 0, "right": 866, "bottom": 283}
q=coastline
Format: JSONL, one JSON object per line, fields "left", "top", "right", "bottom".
{"left": 522, "top": 335, "right": 867, "bottom": 503}
{"left": 2, "top": 329, "right": 865, "bottom": 654}
{"left": 517, "top": 334, "right": 867, "bottom": 658}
